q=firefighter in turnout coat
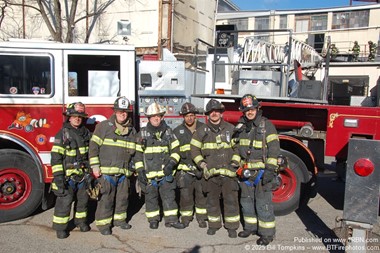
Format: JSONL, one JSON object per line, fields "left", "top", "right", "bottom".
{"left": 190, "top": 99, "right": 240, "bottom": 238}
{"left": 232, "top": 94, "right": 280, "bottom": 246}
{"left": 173, "top": 102, "right": 208, "bottom": 228}
{"left": 89, "top": 97, "right": 137, "bottom": 235}
{"left": 135, "top": 102, "right": 185, "bottom": 229}
{"left": 51, "top": 102, "right": 91, "bottom": 239}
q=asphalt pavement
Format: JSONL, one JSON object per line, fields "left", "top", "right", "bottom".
{"left": 0, "top": 170, "right": 379, "bottom": 253}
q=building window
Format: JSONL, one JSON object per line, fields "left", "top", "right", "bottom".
{"left": 228, "top": 18, "right": 248, "bottom": 30}
{"left": 279, "top": 15, "right": 287, "bottom": 29}
{"left": 311, "top": 15, "right": 327, "bottom": 31}
{"left": 295, "top": 18, "right": 309, "bottom": 32}
{"left": 255, "top": 16, "right": 270, "bottom": 30}
{"left": 254, "top": 16, "right": 270, "bottom": 41}
{"left": 332, "top": 10, "right": 369, "bottom": 29}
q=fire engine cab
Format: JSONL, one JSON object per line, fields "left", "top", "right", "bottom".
{"left": 0, "top": 41, "right": 136, "bottom": 222}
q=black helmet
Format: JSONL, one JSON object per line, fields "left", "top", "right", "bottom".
{"left": 113, "top": 96, "right": 131, "bottom": 111}
{"left": 180, "top": 102, "right": 198, "bottom": 115}
{"left": 239, "top": 94, "right": 260, "bottom": 112}
{"left": 63, "top": 102, "right": 88, "bottom": 117}
{"left": 205, "top": 99, "right": 225, "bottom": 115}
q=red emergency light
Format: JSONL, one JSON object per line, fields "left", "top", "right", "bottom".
{"left": 353, "top": 158, "right": 374, "bottom": 177}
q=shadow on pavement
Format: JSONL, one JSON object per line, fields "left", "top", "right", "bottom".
{"left": 316, "top": 172, "right": 345, "bottom": 211}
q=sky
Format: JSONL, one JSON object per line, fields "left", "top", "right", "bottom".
{"left": 231, "top": 0, "right": 376, "bottom": 11}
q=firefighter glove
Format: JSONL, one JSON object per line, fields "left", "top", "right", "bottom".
{"left": 86, "top": 181, "right": 101, "bottom": 200}
{"left": 91, "top": 165, "right": 101, "bottom": 178}
{"left": 199, "top": 162, "right": 211, "bottom": 180}
{"left": 262, "top": 169, "right": 276, "bottom": 185}
{"left": 138, "top": 170, "right": 148, "bottom": 185}
{"left": 163, "top": 160, "right": 176, "bottom": 176}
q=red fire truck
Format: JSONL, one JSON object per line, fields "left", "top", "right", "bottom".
{"left": 0, "top": 29, "right": 379, "bottom": 223}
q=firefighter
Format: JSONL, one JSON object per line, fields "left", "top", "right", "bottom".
{"left": 173, "top": 102, "right": 207, "bottom": 228}
{"left": 135, "top": 102, "right": 185, "bottom": 229}
{"left": 232, "top": 94, "right": 280, "bottom": 246}
{"left": 351, "top": 41, "right": 360, "bottom": 62}
{"left": 190, "top": 99, "right": 240, "bottom": 238}
{"left": 330, "top": 44, "right": 339, "bottom": 59}
{"left": 89, "top": 96, "right": 137, "bottom": 235}
{"left": 368, "top": 41, "right": 377, "bottom": 62}
{"left": 51, "top": 102, "right": 92, "bottom": 239}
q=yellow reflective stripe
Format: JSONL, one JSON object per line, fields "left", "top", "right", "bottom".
{"left": 103, "top": 138, "right": 136, "bottom": 149}
{"left": 253, "top": 140, "right": 263, "bottom": 149}
{"left": 232, "top": 154, "right": 241, "bottom": 163}
{"left": 203, "top": 142, "right": 231, "bottom": 149}
{"left": 51, "top": 182, "right": 58, "bottom": 190}
{"left": 208, "top": 215, "right": 221, "bottom": 222}
{"left": 146, "top": 170, "right": 165, "bottom": 179}
{"left": 170, "top": 139, "right": 180, "bottom": 150}
{"left": 75, "top": 211, "right": 87, "bottom": 219}
{"left": 240, "top": 139, "right": 250, "bottom": 146}
{"left": 164, "top": 209, "right": 178, "bottom": 217}
{"left": 135, "top": 161, "right": 144, "bottom": 170}
{"left": 53, "top": 215, "right": 70, "bottom": 224}
{"left": 144, "top": 146, "right": 169, "bottom": 154}
{"left": 79, "top": 146, "right": 89, "bottom": 154}
{"left": 96, "top": 217, "right": 113, "bottom": 226}
{"left": 52, "top": 164, "right": 64, "bottom": 174}
{"left": 51, "top": 145, "right": 65, "bottom": 154}
{"left": 91, "top": 135, "right": 103, "bottom": 146}
{"left": 267, "top": 134, "right": 279, "bottom": 143}
{"left": 114, "top": 212, "right": 127, "bottom": 221}
{"left": 266, "top": 157, "right": 278, "bottom": 166}
{"left": 66, "top": 168, "right": 84, "bottom": 176}
{"left": 195, "top": 207, "right": 207, "bottom": 215}
{"left": 190, "top": 138, "right": 202, "bottom": 148}
{"left": 101, "top": 167, "right": 133, "bottom": 176}
{"left": 180, "top": 144, "right": 191, "bottom": 152}
{"left": 180, "top": 210, "right": 193, "bottom": 217}
{"left": 90, "top": 156, "right": 100, "bottom": 165}
{"left": 209, "top": 168, "right": 237, "bottom": 177}
{"left": 225, "top": 214, "right": 240, "bottom": 223}
{"left": 178, "top": 164, "right": 191, "bottom": 171}
{"left": 246, "top": 162, "right": 265, "bottom": 169}
{"left": 244, "top": 216, "right": 258, "bottom": 224}
{"left": 170, "top": 153, "right": 180, "bottom": 162}
{"left": 259, "top": 220, "right": 276, "bottom": 228}
{"left": 193, "top": 155, "right": 204, "bottom": 164}
{"left": 65, "top": 150, "right": 77, "bottom": 156}
{"left": 146, "top": 210, "right": 160, "bottom": 218}
{"left": 136, "top": 144, "right": 144, "bottom": 153}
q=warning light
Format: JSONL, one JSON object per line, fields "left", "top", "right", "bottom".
{"left": 353, "top": 158, "right": 374, "bottom": 177}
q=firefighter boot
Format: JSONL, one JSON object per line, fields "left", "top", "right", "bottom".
{"left": 165, "top": 221, "right": 185, "bottom": 229}
{"left": 56, "top": 230, "right": 69, "bottom": 239}
{"left": 257, "top": 236, "right": 274, "bottom": 246}
{"left": 228, "top": 229, "right": 237, "bottom": 238}
{"left": 77, "top": 223, "right": 90, "bottom": 232}
{"left": 100, "top": 228, "right": 112, "bottom": 236}
{"left": 207, "top": 228, "right": 218, "bottom": 235}
{"left": 149, "top": 221, "right": 159, "bottom": 229}
{"left": 118, "top": 223, "right": 132, "bottom": 230}
{"left": 197, "top": 220, "right": 207, "bottom": 228}
{"left": 238, "top": 229, "right": 256, "bottom": 238}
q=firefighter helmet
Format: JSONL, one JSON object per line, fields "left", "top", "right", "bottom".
{"left": 239, "top": 94, "right": 260, "bottom": 112}
{"left": 368, "top": 41, "right": 373, "bottom": 45}
{"left": 63, "top": 102, "right": 88, "bottom": 117}
{"left": 113, "top": 96, "right": 131, "bottom": 111}
{"left": 145, "top": 102, "right": 166, "bottom": 117}
{"left": 205, "top": 99, "right": 225, "bottom": 115}
{"left": 179, "top": 102, "right": 198, "bottom": 115}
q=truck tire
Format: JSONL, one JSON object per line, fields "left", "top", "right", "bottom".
{"left": 0, "top": 149, "right": 43, "bottom": 222}
{"left": 273, "top": 150, "right": 310, "bottom": 216}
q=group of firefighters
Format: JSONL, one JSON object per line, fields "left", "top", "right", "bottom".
{"left": 330, "top": 40, "right": 377, "bottom": 62}
{"left": 50, "top": 94, "right": 281, "bottom": 246}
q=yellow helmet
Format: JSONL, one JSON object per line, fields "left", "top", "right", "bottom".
{"left": 145, "top": 102, "right": 166, "bottom": 117}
